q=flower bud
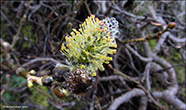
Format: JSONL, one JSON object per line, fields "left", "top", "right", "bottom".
{"left": 168, "top": 22, "right": 176, "bottom": 29}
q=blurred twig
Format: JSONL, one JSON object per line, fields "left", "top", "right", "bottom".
{"left": 108, "top": 64, "right": 167, "bottom": 110}
{"left": 90, "top": 75, "right": 99, "bottom": 110}
{"left": 11, "top": 1, "right": 33, "bottom": 48}
{"left": 83, "top": 0, "right": 92, "bottom": 16}
{"left": 2, "top": 86, "right": 28, "bottom": 93}
{"left": 21, "top": 58, "right": 59, "bottom": 68}
{"left": 1, "top": 75, "right": 12, "bottom": 96}
{"left": 119, "top": 22, "right": 176, "bottom": 44}
{"left": 50, "top": 12, "right": 74, "bottom": 37}
{"left": 0, "top": 10, "right": 17, "bottom": 32}
{"left": 33, "top": 86, "right": 53, "bottom": 101}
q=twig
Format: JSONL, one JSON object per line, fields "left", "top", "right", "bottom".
{"left": 11, "top": 52, "right": 20, "bottom": 66}
{"left": 2, "top": 86, "right": 28, "bottom": 93}
{"left": 158, "top": 91, "right": 186, "bottom": 109}
{"left": 113, "top": 45, "right": 122, "bottom": 70}
{"left": 1, "top": 96, "right": 9, "bottom": 106}
{"left": 108, "top": 88, "right": 147, "bottom": 109}
{"left": 108, "top": 64, "right": 167, "bottom": 110}
{"left": 143, "top": 62, "right": 151, "bottom": 91}
{"left": 34, "top": 86, "right": 53, "bottom": 101}
{"left": 108, "top": 88, "right": 186, "bottom": 110}
{"left": 83, "top": 0, "right": 92, "bottom": 16}
{"left": 168, "top": 34, "right": 186, "bottom": 43}
{"left": 11, "top": 0, "right": 33, "bottom": 48}
{"left": 112, "top": 5, "right": 145, "bottom": 19}
{"left": 50, "top": 12, "right": 75, "bottom": 37}
{"left": 98, "top": 75, "right": 120, "bottom": 81}
{"left": 47, "top": 87, "right": 58, "bottom": 104}
{"left": 139, "top": 96, "right": 148, "bottom": 110}
{"left": 21, "top": 57, "right": 59, "bottom": 68}
{"left": 125, "top": 44, "right": 151, "bottom": 62}
{"left": 0, "top": 38, "right": 14, "bottom": 52}
{"left": 138, "top": 30, "right": 152, "bottom": 110}
{"left": 90, "top": 75, "right": 99, "bottom": 110}
{"left": 0, "top": 10, "right": 17, "bottom": 32}
{"left": 1, "top": 75, "right": 12, "bottom": 96}
{"left": 48, "top": 100, "right": 63, "bottom": 110}
{"left": 16, "top": 67, "right": 45, "bottom": 86}
{"left": 151, "top": 64, "right": 186, "bottom": 74}
{"left": 170, "top": 8, "right": 185, "bottom": 26}
{"left": 125, "top": 48, "right": 140, "bottom": 75}
{"left": 153, "top": 56, "right": 178, "bottom": 90}
{"left": 119, "top": 22, "right": 176, "bottom": 44}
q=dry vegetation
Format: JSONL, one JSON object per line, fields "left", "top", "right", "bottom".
{"left": 1, "top": 0, "right": 186, "bottom": 110}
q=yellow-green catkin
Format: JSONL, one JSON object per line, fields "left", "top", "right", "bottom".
{"left": 61, "top": 14, "right": 119, "bottom": 76}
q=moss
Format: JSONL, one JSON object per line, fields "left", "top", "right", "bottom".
{"left": 130, "top": 25, "right": 136, "bottom": 31}
{"left": 178, "top": 88, "right": 186, "bottom": 103}
{"left": 158, "top": 47, "right": 185, "bottom": 102}
{"left": 21, "top": 22, "right": 35, "bottom": 49}
{"left": 175, "top": 66, "right": 185, "bottom": 84}
{"left": 3, "top": 91, "right": 21, "bottom": 102}
{"left": 29, "top": 85, "right": 54, "bottom": 109}
{"left": 28, "top": 85, "right": 81, "bottom": 109}
{"left": 2, "top": 75, "right": 26, "bottom": 102}
{"left": 151, "top": 77, "right": 165, "bottom": 92}
{"left": 2, "top": 75, "right": 26, "bottom": 103}
{"left": 159, "top": 99, "right": 169, "bottom": 107}
{"left": 149, "top": 39, "right": 157, "bottom": 51}
{"left": 1, "top": 16, "right": 9, "bottom": 32}
{"left": 28, "top": 84, "right": 85, "bottom": 109}
{"left": 165, "top": 49, "right": 185, "bottom": 84}
{"left": 9, "top": 75, "right": 27, "bottom": 87}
